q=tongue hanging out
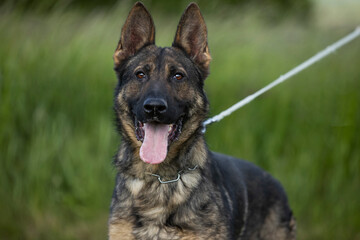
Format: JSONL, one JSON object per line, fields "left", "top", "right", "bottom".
{"left": 140, "top": 123, "right": 169, "bottom": 164}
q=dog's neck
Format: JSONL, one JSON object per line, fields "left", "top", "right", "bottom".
{"left": 114, "top": 134, "right": 208, "bottom": 180}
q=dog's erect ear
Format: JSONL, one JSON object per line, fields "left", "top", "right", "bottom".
{"left": 114, "top": 2, "right": 155, "bottom": 67}
{"left": 173, "top": 3, "right": 211, "bottom": 74}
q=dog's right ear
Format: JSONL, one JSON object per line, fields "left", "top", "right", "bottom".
{"left": 113, "top": 2, "right": 155, "bottom": 67}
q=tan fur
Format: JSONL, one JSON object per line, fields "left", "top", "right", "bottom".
{"left": 179, "top": 234, "right": 201, "bottom": 240}
{"left": 258, "top": 205, "right": 296, "bottom": 240}
{"left": 133, "top": 224, "right": 225, "bottom": 240}
{"left": 126, "top": 178, "right": 144, "bottom": 196}
{"left": 108, "top": 220, "right": 135, "bottom": 240}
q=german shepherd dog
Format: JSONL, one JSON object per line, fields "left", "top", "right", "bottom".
{"left": 109, "top": 2, "right": 296, "bottom": 239}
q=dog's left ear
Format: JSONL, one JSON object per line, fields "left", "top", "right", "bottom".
{"left": 114, "top": 2, "right": 155, "bottom": 67}
{"left": 173, "top": 3, "right": 211, "bottom": 76}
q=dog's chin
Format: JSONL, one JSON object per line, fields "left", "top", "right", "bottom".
{"left": 134, "top": 117, "right": 183, "bottom": 164}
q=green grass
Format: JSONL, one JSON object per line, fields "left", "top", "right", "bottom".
{"left": 1, "top": 2, "right": 360, "bottom": 239}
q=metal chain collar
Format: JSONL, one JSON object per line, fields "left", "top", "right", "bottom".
{"left": 146, "top": 165, "right": 198, "bottom": 184}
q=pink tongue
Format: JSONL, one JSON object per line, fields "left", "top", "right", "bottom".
{"left": 140, "top": 123, "right": 169, "bottom": 164}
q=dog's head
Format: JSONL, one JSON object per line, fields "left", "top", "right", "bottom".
{"left": 113, "top": 2, "right": 211, "bottom": 165}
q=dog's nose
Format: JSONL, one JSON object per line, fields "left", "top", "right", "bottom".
{"left": 143, "top": 98, "right": 168, "bottom": 115}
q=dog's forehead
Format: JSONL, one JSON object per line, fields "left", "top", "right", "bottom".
{"left": 161, "top": 47, "right": 189, "bottom": 66}
{"left": 126, "top": 45, "right": 158, "bottom": 67}
{"left": 128, "top": 45, "right": 191, "bottom": 70}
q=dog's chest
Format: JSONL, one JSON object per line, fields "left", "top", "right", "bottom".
{"left": 110, "top": 170, "right": 231, "bottom": 240}
{"left": 125, "top": 173, "right": 198, "bottom": 219}
{"left": 122, "top": 176, "right": 200, "bottom": 238}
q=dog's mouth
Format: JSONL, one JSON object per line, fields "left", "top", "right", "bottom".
{"left": 135, "top": 118, "right": 183, "bottom": 164}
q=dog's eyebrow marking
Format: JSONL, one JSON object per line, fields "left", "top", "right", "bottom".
{"left": 176, "top": 67, "right": 187, "bottom": 76}
{"left": 134, "top": 63, "right": 154, "bottom": 73}
{"left": 168, "top": 65, "right": 186, "bottom": 75}
{"left": 134, "top": 66, "right": 143, "bottom": 73}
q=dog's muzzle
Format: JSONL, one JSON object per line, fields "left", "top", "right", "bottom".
{"left": 134, "top": 97, "right": 183, "bottom": 164}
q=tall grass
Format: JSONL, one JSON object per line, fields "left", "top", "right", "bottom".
{"left": 0, "top": 2, "right": 359, "bottom": 239}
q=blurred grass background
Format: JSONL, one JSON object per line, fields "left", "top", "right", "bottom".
{"left": 0, "top": 0, "right": 359, "bottom": 239}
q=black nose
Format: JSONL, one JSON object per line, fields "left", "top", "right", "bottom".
{"left": 143, "top": 98, "right": 168, "bottom": 115}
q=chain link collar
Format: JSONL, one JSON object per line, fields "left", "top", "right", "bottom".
{"left": 146, "top": 165, "right": 198, "bottom": 184}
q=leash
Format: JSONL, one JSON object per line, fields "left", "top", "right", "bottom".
{"left": 202, "top": 26, "right": 360, "bottom": 133}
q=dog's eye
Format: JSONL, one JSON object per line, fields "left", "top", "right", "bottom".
{"left": 174, "top": 73, "right": 183, "bottom": 81}
{"left": 136, "top": 71, "right": 146, "bottom": 80}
